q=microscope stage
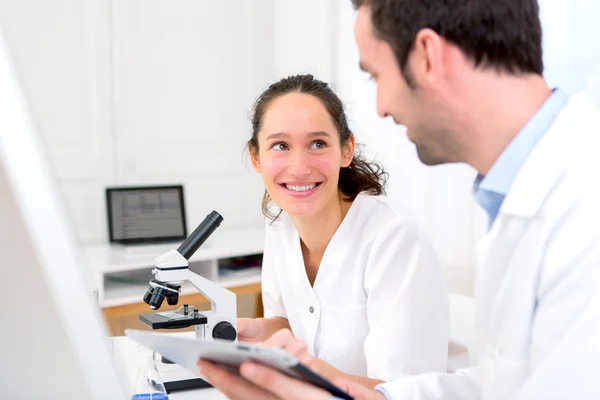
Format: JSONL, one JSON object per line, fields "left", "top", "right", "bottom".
{"left": 140, "top": 309, "right": 208, "bottom": 330}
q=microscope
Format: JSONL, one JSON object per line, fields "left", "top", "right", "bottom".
{"left": 140, "top": 210, "right": 237, "bottom": 341}
{"left": 139, "top": 211, "right": 238, "bottom": 392}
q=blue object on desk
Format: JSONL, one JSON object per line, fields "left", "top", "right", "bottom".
{"left": 131, "top": 394, "right": 169, "bottom": 400}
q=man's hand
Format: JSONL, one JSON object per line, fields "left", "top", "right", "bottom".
{"left": 198, "top": 360, "right": 332, "bottom": 400}
{"left": 197, "top": 360, "right": 387, "bottom": 400}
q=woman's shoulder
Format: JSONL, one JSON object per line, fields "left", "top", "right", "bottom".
{"left": 264, "top": 210, "right": 294, "bottom": 237}
{"left": 354, "top": 193, "right": 420, "bottom": 228}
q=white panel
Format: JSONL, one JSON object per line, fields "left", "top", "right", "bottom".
{"left": 60, "top": 180, "right": 111, "bottom": 243}
{"left": 0, "top": 0, "right": 113, "bottom": 180}
{"left": 111, "top": 0, "right": 271, "bottom": 234}
{"left": 540, "top": 0, "right": 600, "bottom": 95}
{"left": 272, "top": 0, "right": 337, "bottom": 82}
{"left": 0, "top": 0, "right": 115, "bottom": 246}
{"left": 179, "top": 171, "right": 266, "bottom": 231}
{"left": 113, "top": 1, "right": 263, "bottom": 171}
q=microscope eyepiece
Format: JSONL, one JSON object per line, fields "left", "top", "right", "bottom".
{"left": 143, "top": 211, "right": 223, "bottom": 311}
{"left": 177, "top": 211, "right": 223, "bottom": 260}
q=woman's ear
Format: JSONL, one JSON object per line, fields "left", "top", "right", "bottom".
{"left": 249, "top": 142, "right": 262, "bottom": 173}
{"left": 341, "top": 134, "right": 356, "bottom": 168}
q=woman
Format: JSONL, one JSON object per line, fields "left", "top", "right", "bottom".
{"left": 239, "top": 74, "right": 448, "bottom": 387}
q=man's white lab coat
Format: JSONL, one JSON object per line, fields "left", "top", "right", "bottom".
{"left": 380, "top": 92, "right": 600, "bottom": 399}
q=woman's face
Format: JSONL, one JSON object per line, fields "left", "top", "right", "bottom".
{"left": 250, "top": 93, "right": 354, "bottom": 217}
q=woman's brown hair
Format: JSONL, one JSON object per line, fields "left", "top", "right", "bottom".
{"left": 249, "top": 74, "right": 387, "bottom": 220}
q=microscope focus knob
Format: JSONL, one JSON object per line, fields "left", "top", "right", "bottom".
{"left": 213, "top": 321, "right": 237, "bottom": 341}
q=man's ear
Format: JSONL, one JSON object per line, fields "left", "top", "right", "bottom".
{"left": 341, "top": 134, "right": 355, "bottom": 168}
{"left": 249, "top": 142, "right": 261, "bottom": 173}
{"left": 411, "top": 28, "right": 445, "bottom": 88}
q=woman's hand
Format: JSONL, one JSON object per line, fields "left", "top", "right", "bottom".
{"left": 262, "top": 329, "right": 346, "bottom": 383}
{"left": 264, "top": 329, "right": 384, "bottom": 390}
{"left": 236, "top": 317, "right": 290, "bottom": 343}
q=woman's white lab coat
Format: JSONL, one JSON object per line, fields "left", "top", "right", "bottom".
{"left": 261, "top": 193, "right": 449, "bottom": 381}
{"left": 380, "top": 92, "right": 600, "bottom": 398}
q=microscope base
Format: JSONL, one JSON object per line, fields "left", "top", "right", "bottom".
{"left": 164, "top": 377, "right": 212, "bottom": 393}
{"left": 156, "top": 357, "right": 212, "bottom": 393}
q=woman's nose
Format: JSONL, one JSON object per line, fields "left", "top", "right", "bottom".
{"left": 286, "top": 150, "right": 311, "bottom": 176}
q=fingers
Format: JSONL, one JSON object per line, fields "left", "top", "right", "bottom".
{"left": 334, "top": 377, "right": 386, "bottom": 400}
{"left": 263, "top": 329, "right": 314, "bottom": 364}
{"left": 240, "top": 361, "right": 332, "bottom": 400}
{"left": 263, "top": 328, "right": 296, "bottom": 347}
{"left": 197, "top": 360, "right": 278, "bottom": 400}
{"left": 283, "top": 338, "right": 308, "bottom": 358}
{"left": 237, "top": 318, "right": 262, "bottom": 343}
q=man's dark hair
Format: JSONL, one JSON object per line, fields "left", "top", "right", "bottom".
{"left": 352, "top": 0, "right": 544, "bottom": 85}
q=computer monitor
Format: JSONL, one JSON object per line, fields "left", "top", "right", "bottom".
{"left": 0, "top": 28, "right": 126, "bottom": 399}
{"left": 106, "top": 185, "right": 187, "bottom": 244}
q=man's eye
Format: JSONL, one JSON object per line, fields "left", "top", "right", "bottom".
{"left": 272, "top": 143, "right": 288, "bottom": 151}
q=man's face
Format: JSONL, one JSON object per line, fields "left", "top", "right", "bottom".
{"left": 354, "top": 6, "right": 460, "bottom": 166}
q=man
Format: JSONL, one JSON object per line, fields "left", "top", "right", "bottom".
{"left": 199, "top": 0, "right": 600, "bottom": 398}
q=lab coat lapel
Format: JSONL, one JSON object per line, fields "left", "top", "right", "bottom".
{"left": 286, "top": 222, "right": 320, "bottom": 355}
{"left": 475, "top": 93, "right": 588, "bottom": 349}
{"left": 500, "top": 92, "right": 593, "bottom": 217}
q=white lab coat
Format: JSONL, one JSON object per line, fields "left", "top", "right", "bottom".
{"left": 380, "top": 92, "right": 600, "bottom": 399}
{"left": 261, "top": 193, "right": 449, "bottom": 381}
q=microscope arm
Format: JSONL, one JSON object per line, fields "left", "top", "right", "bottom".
{"left": 143, "top": 211, "right": 238, "bottom": 341}
{"left": 153, "top": 250, "right": 237, "bottom": 322}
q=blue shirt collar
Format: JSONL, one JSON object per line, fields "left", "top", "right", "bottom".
{"left": 473, "top": 88, "right": 569, "bottom": 225}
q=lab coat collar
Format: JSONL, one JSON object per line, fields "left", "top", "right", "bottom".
{"left": 500, "top": 92, "right": 598, "bottom": 217}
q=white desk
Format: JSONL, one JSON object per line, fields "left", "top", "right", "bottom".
{"left": 86, "top": 226, "right": 265, "bottom": 308}
{"left": 112, "top": 334, "right": 226, "bottom": 400}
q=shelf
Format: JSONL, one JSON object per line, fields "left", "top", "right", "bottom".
{"left": 102, "top": 268, "right": 262, "bottom": 308}
{"left": 90, "top": 226, "right": 265, "bottom": 308}
{"left": 84, "top": 226, "right": 265, "bottom": 274}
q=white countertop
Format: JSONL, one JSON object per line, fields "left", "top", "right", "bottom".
{"left": 86, "top": 227, "right": 265, "bottom": 274}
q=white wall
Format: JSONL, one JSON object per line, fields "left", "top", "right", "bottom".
{"left": 540, "top": 0, "right": 600, "bottom": 96}
{"left": 110, "top": 0, "right": 272, "bottom": 234}
{"left": 0, "top": 0, "right": 276, "bottom": 244}
{"left": 0, "top": 0, "right": 114, "bottom": 243}
{"left": 3, "top": 0, "right": 598, "bottom": 296}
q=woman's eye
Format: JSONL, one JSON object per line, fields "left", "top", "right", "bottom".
{"left": 311, "top": 141, "right": 326, "bottom": 150}
{"left": 272, "top": 143, "right": 288, "bottom": 151}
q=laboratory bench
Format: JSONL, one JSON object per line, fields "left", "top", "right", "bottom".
{"left": 84, "top": 226, "right": 265, "bottom": 335}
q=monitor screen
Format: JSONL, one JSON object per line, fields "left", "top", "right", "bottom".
{"left": 106, "top": 185, "right": 187, "bottom": 244}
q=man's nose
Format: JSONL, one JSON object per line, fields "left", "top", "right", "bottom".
{"left": 376, "top": 102, "right": 389, "bottom": 119}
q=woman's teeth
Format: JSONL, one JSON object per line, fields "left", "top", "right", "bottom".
{"left": 285, "top": 183, "right": 317, "bottom": 192}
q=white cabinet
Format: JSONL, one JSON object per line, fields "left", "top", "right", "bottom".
{"left": 86, "top": 226, "right": 265, "bottom": 308}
